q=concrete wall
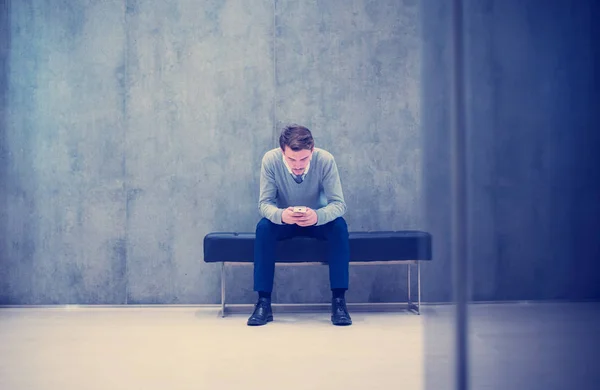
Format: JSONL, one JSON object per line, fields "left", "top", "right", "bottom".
{"left": 2, "top": 0, "right": 598, "bottom": 305}
{"left": 1, "top": 0, "right": 423, "bottom": 304}
{"left": 421, "top": 0, "right": 600, "bottom": 303}
{"left": 0, "top": 0, "right": 8, "bottom": 303}
{"left": 1, "top": 0, "right": 129, "bottom": 304}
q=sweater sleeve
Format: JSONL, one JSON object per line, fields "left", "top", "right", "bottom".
{"left": 314, "top": 155, "right": 347, "bottom": 226}
{"left": 258, "top": 153, "right": 284, "bottom": 224}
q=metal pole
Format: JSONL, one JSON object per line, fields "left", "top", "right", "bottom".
{"left": 450, "top": 0, "right": 469, "bottom": 389}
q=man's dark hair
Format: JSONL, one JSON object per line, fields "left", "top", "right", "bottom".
{"left": 279, "top": 125, "right": 314, "bottom": 152}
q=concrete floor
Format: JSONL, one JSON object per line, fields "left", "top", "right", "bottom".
{"left": 1, "top": 302, "right": 599, "bottom": 390}
{"left": 0, "top": 305, "right": 423, "bottom": 390}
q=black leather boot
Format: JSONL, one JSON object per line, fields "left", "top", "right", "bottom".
{"left": 331, "top": 297, "right": 352, "bottom": 326}
{"left": 247, "top": 297, "right": 273, "bottom": 326}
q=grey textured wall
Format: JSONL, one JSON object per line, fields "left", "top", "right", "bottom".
{"left": 123, "top": 0, "right": 275, "bottom": 304}
{"left": 3, "top": 0, "right": 598, "bottom": 306}
{"left": 421, "top": 0, "right": 600, "bottom": 303}
{"left": 1, "top": 0, "right": 423, "bottom": 304}
{"left": 0, "top": 0, "right": 8, "bottom": 303}
{"left": 1, "top": 0, "right": 129, "bottom": 304}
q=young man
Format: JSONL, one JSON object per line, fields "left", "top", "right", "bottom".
{"left": 248, "top": 125, "right": 352, "bottom": 326}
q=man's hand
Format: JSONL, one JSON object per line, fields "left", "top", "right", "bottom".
{"left": 282, "top": 207, "right": 300, "bottom": 225}
{"left": 296, "top": 207, "right": 317, "bottom": 226}
{"left": 282, "top": 206, "right": 317, "bottom": 227}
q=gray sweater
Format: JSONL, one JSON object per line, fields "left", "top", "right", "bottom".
{"left": 258, "top": 147, "right": 347, "bottom": 226}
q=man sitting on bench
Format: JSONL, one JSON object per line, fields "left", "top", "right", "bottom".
{"left": 248, "top": 124, "right": 353, "bottom": 326}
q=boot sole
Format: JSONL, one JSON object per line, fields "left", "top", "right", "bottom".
{"left": 247, "top": 315, "right": 273, "bottom": 326}
{"left": 331, "top": 316, "right": 352, "bottom": 326}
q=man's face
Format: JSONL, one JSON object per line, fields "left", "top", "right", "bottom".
{"left": 282, "top": 146, "right": 313, "bottom": 175}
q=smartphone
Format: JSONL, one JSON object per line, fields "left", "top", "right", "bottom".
{"left": 293, "top": 206, "right": 307, "bottom": 213}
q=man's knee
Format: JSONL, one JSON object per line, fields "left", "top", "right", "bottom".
{"left": 328, "top": 217, "right": 348, "bottom": 235}
{"left": 256, "top": 217, "right": 275, "bottom": 234}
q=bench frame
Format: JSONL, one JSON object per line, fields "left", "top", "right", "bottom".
{"left": 219, "top": 260, "right": 421, "bottom": 317}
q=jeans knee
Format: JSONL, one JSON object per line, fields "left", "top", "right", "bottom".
{"left": 329, "top": 217, "right": 348, "bottom": 235}
{"left": 256, "top": 218, "right": 274, "bottom": 234}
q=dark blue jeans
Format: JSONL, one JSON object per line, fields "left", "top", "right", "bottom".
{"left": 253, "top": 217, "right": 350, "bottom": 293}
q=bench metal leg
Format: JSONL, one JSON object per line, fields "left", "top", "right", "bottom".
{"left": 221, "top": 262, "right": 226, "bottom": 317}
{"left": 408, "top": 262, "right": 421, "bottom": 315}
{"left": 417, "top": 261, "right": 421, "bottom": 315}
{"left": 407, "top": 263, "right": 411, "bottom": 305}
{"left": 218, "top": 260, "right": 422, "bottom": 317}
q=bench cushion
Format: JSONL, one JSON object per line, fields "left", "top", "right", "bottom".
{"left": 203, "top": 231, "right": 432, "bottom": 263}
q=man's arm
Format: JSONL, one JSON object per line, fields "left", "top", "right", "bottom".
{"left": 258, "top": 153, "right": 285, "bottom": 224}
{"left": 314, "top": 156, "right": 347, "bottom": 226}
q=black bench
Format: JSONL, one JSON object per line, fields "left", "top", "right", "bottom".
{"left": 203, "top": 231, "right": 432, "bottom": 316}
